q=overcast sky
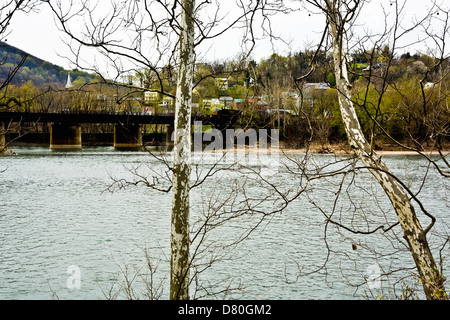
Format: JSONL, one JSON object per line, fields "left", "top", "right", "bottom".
{"left": 4, "top": 0, "right": 448, "bottom": 72}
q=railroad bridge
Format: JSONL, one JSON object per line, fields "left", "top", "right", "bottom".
{"left": 0, "top": 111, "right": 240, "bottom": 150}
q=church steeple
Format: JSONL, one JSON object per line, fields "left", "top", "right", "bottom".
{"left": 65, "top": 72, "right": 72, "bottom": 89}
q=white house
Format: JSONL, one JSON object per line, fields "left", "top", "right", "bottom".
{"left": 144, "top": 91, "right": 159, "bottom": 103}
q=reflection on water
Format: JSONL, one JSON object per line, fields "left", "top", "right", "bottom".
{"left": 0, "top": 146, "right": 448, "bottom": 299}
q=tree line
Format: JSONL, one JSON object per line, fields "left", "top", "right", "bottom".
{"left": 2, "top": 43, "right": 448, "bottom": 151}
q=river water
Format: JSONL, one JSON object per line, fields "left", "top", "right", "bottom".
{"left": 0, "top": 146, "right": 448, "bottom": 300}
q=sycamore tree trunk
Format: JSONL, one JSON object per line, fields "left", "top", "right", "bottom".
{"left": 170, "top": 0, "right": 195, "bottom": 300}
{"left": 325, "top": 1, "right": 446, "bottom": 300}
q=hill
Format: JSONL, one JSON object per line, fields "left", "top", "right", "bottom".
{"left": 0, "top": 41, "right": 97, "bottom": 88}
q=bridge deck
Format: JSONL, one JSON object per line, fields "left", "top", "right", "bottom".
{"left": 0, "top": 111, "right": 238, "bottom": 126}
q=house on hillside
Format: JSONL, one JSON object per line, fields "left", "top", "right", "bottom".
{"left": 303, "top": 83, "right": 331, "bottom": 103}
{"left": 226, "top": 97, "right": 270, "bottom": 111}
{"left": 142, "top": 91, "right": 175, "bottom": 114}
{"left": 159, "top": 97, "right": 175, "bottom": 114}
{"left": 302, "top": 82, "right": 333, "bottom": 112}
{"left": 219, "top": 96, "right": 234, "bottom": 109}
{"left": 245, "top": 97, "right": 270, "bottom": 111}
{"left": 202, "top": 98, "right": 223, "bottom": 112}
{"left": 424, "top": 82, "right": 435, "bottom": 90}
{"left": 233, "top": 98, "right": 244, "bottom": 109}
{"left": 304, "top": 82, "right": 331, "bottom": 92}
{"left": 144, "top": 91, "right": 159, "bottom": 103}
{"left": 160, "top": 96, "right": 174, "bottom": 107}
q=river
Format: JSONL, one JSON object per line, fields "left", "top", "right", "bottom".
{"left": 1, "top": 146, "right": 448, "bottom": 300}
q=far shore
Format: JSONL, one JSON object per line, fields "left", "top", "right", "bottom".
{"left": 7, "top": 140, "right": 449, "bottom": 157}
{"left": 279, "top": 148, "right": 449, "bottom": 156}
{"left": 196, "top": 142, "right": 450, "bottom": 157}
{"left": 275, "top": 142, "right": 450, "bottom": 156}
{"left": 193, "top": 147, "right": 449, "bottom": 157}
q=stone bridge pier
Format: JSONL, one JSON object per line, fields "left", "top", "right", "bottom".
{"left": 50, "top": 123, "right": 82, "bottom": 150}
{"left": 165, "top": 124, "right": 174, "bottom": 146}
{"left": 114, "top": 124, "right": 142, "bottom": 149}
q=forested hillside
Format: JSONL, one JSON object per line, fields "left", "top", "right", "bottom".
{"left": 0, "top": 41, "right": 96, "bottom": 88}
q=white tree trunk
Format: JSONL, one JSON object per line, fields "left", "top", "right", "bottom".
{"left": 170, "top": 0, "right": 195, "bottom": 300}
{"left": 326, "top": 2, "right": 446, "bottom": 299}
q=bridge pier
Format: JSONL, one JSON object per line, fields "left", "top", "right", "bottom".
{"left": 0, "top": 122, "right": 6, "bottom": 154}
{"left": 114, "top": 124, "right": 142, "bottom": 149}
{"left": 50, "top": 123, "right": 82, "bottom": 150}
{"left": 166, "top": 124, "right": 174, "bottom": 146}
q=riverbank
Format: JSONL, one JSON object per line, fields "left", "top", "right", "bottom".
{"left": 6, "top": 139, "right": 449, "bottom": 157}
{"left": 279, "top": 142, "right": 449, "bottom": 156}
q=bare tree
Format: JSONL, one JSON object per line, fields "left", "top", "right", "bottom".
{"left": 169, "top": 0, "right": 195, "bottom": 300}
{"left": 0, "top": 0, "right": 41, "bottom": 41}
{"left": 299, "top": 0, "right": 448, "bottom": 299}
{"left": 46, "top": 0, "right": 277, "bottom": 300}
